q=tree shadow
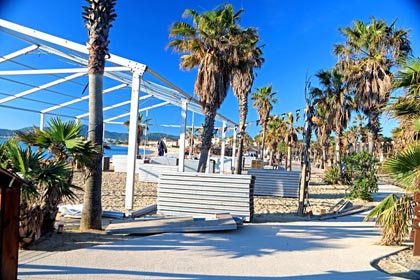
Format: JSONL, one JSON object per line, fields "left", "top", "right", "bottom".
{"left": 19, "top": 263, "right": 396, "bottom": 279}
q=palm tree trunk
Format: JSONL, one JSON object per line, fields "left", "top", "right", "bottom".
{"left": 235, "top": 95, "right": 248, "bottom": 174}
{"left": 321, "top": 146, "right": 327, "bottom": 169}
{"left": 335, "top": 130, "right": 341, "bottom": 167}
{"left": 197, "top": 109, "right": 216, "bottom": 172}
{"left": 261, "top": 125, "right": 267, "bottom": 160}
{"left": 235, "top": 137, "right": 244, "bottom": 174}
{"left": 81, "top": 73, "right": 103, "bottom": 230}
{"left": 287, "top": 145, "right": 292, "bottom": 171}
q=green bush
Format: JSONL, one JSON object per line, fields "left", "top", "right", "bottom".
{"left": 323, "top": 165, "right": 341, "bottom": 184}
{"left": 342, "top": 151, "right": 378, "bottom": 201}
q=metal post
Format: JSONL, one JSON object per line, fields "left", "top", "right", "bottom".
{"left": 143, "top": 110, "right": 148, "bottom": 159}
{"left": 40, "top": 113, "right": 45, "bottom": 131}
{"left": 125, "top": 72, "right": 141, "bottom": 210}
{"left": 220, "top": 121, "right": 226, "bottom": 173}
{"left": 232, "top": 126, "right": 237, "bottom": 174}
{"left": 178, "top": 99, "right": 188, "bottom": 172}
{"left": 189, "top": 112, "right": 194, "bottom": 158}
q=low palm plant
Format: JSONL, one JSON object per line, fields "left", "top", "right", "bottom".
{"left": 364, "top": 144, "right": 420, "bottom": 245}
{"left": 1, "top": 118, "right": 99, "bottom": 247}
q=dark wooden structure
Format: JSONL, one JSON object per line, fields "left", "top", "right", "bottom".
{"left": 0, "top": 168, "right": 27, "bottom": 280}
{"left": 413, "top": 192, "right": 420, "bottom": 256}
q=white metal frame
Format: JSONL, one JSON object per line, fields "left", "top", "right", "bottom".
{"left": 0, "top": 18, "right": 238, "bottom": 210}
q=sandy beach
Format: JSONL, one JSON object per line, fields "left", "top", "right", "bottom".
{"left": 66, "top": 167, "right": 368, "bottom": 222}
{"left": 33, "top": 167, "right": 420, "bottom": 278}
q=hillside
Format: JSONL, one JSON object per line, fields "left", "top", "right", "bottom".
{"left": 0, "top": 126, "right": 178, "bottom": 141}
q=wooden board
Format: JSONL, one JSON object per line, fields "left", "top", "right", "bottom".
{"left": 105, "top": 214, "right": 237, "bottom": 235}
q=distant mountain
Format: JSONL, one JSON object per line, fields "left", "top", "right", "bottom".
{"left": 0, "top": 125, "right": 179, "bottom": 142}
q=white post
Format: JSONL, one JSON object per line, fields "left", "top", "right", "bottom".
{"left": 125, "top": 72, "right": 141, "bottom": 210}
{"left": 189, "top": 112, "right": 194, "bottom": 158}
{"left": 220, "top": 121, "right": 226, "bottom": 174}
{"left": 232, "top": 126, "right": 237, "bottom": 174}
{"left": 178, "top": 99, "right": 188, "bottom": 172}
{"left": 40, "top": 113, "right": 45, "bottom": 131}
{"left": 143, "top": 110, "right": 148, "bottom": 159}
{"left": 206, "top": 148, "right": 212, "bottom": 173}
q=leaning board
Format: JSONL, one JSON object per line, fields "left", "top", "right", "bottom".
{"left": 247, "top": 169, "right": 301, "bottom": 198}
{"left": 157, "top": 172, "right": 254, "bottom": 222}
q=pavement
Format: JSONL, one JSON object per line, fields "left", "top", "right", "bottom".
{"left": 18, "top": 184, "right": 408, "bottom": 280}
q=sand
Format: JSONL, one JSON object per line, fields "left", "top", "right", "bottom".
{"left": 47, "top": 167, "right": 420, "bottom": 278}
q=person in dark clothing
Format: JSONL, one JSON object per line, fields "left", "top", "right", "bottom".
{"left": 157, "top": 139, "right": 167, "bottom": 156}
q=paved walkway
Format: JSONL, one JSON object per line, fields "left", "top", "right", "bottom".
{"left": 18, "top": 184, "right": 406, "bottom": 280}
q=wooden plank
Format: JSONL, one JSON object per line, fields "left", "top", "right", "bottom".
{"left": 105, "top": 214, "right": 237, "bottom": 235}
{"left": 0, "top": 187, "right": 20, "bottom": 280}
{"left": 157, "top": 207, "right": 252, "bottom": 219}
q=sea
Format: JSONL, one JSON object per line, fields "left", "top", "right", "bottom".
{"left": 0, "top": 138, "right": 153, "bottom": 158}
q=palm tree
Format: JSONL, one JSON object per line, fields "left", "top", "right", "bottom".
{"left": 81, "top": 0, "right": 117, "bottom": 230}
{"left": 352, "top": 114, "right": 366, "bottom": 152}
{"left": 312, "top": 105, "right": 332, "bottom": 169}
{"left": 334, "top": 17, "right": 411, "bottom": 153}
{"left": 123, "top": 114, "right": 150, "bottom": 157}
{"left": 265, "top": 115, "right": 286, "bottom": 166}
{"left": 230, "top": 27, "right": 264, "bottom": 174}
{"left": 16, "top": 118, "right": 98, "bottom": 239}
{"left": 365, "top": 55, "right": 420, "bottom": 246}
{"left": 251, "top": 85, "right": 278, "bottom": 160}
{"left": 311, "top": 79, "right": 333, "bottom": 169}
{"left": 323, "top": 69, "right": 355, "bottom": 172}
{"left": 284, "top": 112, "right": 299, "bottom": 171}
{"left": 168, "top": 4, "right": 242, "bottom": 172}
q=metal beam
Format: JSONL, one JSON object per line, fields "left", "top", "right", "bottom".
{"left": 42, "top": 83, "right": 129, "bottom": 113}
{"left": 125, "top": 72, "right": 141, "bottom": 210}
{"left": 76, "top": 94, "right": 152, "bottom": 119}
{"left": 104, "top": 101, "right": 170, "bottom": 122}
{"left": 0, "top": 45, "right": 39, "bottom": 64}
{"left": 0, "top": 66, "right": 129, "bottom": 75}
{"left": 0, "top": 19, "right": 147, "bottom": 74}
{"left": 178, "top": 99, "right": 188, "bottom": 172}
{"left": 0, "top": 72, "right": 85, "bottom": 105}
{"left": 220, "top": 121, "right": 226, "bottom": 173}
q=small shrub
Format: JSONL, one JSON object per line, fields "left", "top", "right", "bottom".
{"left": 343, "top": 151, "right": 378, "bottom": 201}
{"left": 323, "top": 165, "right": 340, "bottom": 184}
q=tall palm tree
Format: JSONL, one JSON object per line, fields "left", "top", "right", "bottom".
{"left": 312, "top": 105, "right": 332, "bottom": 169}
{"left": 334, "top": 17, "right": 411, "bottom": 153}
{"left": 323, "top": 68, "right": 355, "bottom": 171}
{"left": 365, "top": 55, "right": 420, "bottom": 246}
{"left": 123, "top": 114, "right": 150, "bottom": 157}
{"left": 168, "top": 4, "right": 242, "bottom": 172}
{"left": 81, "top": 0, "right": 117, "bottom": 230}
{"left": 230, "top": 27, "right": 264, "bottom": 174}
{"left": 251, "top": 85, "right": 278, "bottom": 160}
{"left": 285, "top": 112, "right": 303, "bottom": 171}
{"left": 265, "top": 115, "right": 286, "bottom": 166}
{"left": 311, "top": 81, "right": 333, "bottom": 169}
{"left": 352, "top": 114, "right": 366, "bottom": 152}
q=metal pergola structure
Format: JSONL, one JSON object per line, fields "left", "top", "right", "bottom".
{"left": 0, "top": 19, "right": 238, "bottom": 210}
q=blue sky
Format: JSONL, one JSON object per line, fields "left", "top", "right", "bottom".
{"left": 0, "top": 0, "right": 419, "bottom": 138}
